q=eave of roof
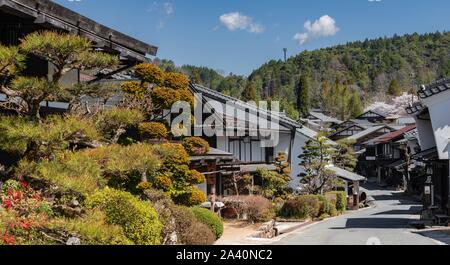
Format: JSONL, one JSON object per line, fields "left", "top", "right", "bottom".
{"left": 309, "top": 111, "right": 342, "bottom": 124}
{"left": 190, "top": 83, "right": 302, "bottom": 130}
{"left": 377, "top": 124, "right": 416, "bottom": 144}
{"left": 417, "top": 77, "right": 450, "bottom": 99}
{"left": 347, "top": 125, "right": 387, "bottom": 141}
{"left": 327, "top": 165, "right": 366, "bottom": 182}
{"left": 328, "top": 124, "right": 365, "bottom": 138}
{"left": 0, "top": 0, "right": 157, "bottom": 61}
{"left": 358, "top": 109, "right": 387, "bottom": 119}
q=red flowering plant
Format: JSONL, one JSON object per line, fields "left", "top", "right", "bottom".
{"left": 0, "top": 180, "right": 53, "bottom": 245}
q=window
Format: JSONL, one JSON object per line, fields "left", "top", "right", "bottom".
{"left": 265, "top": 147, "right": 274, "bottom": 164}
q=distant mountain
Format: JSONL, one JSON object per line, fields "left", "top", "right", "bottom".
{"left": 249, "top": 32, "right": 450, "bottom": 104}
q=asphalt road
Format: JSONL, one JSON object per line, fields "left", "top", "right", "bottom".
{"left": 274, "top": 183, "right": 439, "bottom": 245}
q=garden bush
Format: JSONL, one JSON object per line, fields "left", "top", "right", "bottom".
{"left": 182, "top": 137, "right": 210, "bottom": 156}
{"left": 86, "top": 188, "right": 162, "bottom": 245}
{"left": 326, "top": 191, "right": 347, "bottom": 213}
{"left": 171, "top": 205, "right": 215, "bottom": 245}
{"left": 138, "top": 122, "right": 168, "bottom": 140}
{"left": 191, "top": 207, "right": 224, "bottom": 239}
{"left": 134, "top": 63, "right": 165, "bottom": 85}
{"left": 222, "top": 196, "right": 274, "bottom": 223}
{"left": 162, "top": 72, "right": 190, "bottom": 90}
{"left": 279, "top": 195, "right": 321, "bottom": 219}
{"left": 317, "top": 195, "right": 337, "bottom": 218}
{"left": 172, "top": 186, "right": 207, "bottom": 207}
{"left": 50, "top": 210, "right": 133, "bottom": 245}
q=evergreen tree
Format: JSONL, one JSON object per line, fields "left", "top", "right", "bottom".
{"left": 241, "top": 81, "right": 257, "bottom": 102}
{"left": 349, "top": 90, "right": 364, "bottom": 118}
{"left": 388, "top": 79, "right": 402, "bottom": 96}
{"left": 275, "top": 152, "right": 291, "bottom": 176}
{"left": 296, "top": 74, "right": 310, "bottom": 117}
{"left": 298, "top": 136, "right": 336, "bottom": 195}
{"left": 333, "top": 139, "right": 358, "bottom": 172}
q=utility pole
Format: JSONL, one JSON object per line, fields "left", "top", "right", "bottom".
{"left": 410, "top": 72, "right": 416, "bottom": 105}
{"left": 283, "top": 48, "right": 287, "bottom": 62}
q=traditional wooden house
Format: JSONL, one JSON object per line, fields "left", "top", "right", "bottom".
{"left": 347, "top": 125, "right": 395, "bottom": 151}
{"left": 0, "top": 0, "right": 156, "bottom": 99}
{"left": 185, "top": 84, "right": 368, "bottom": 198}
{"left": 187, "top": 84, "right": 321, "bottom": 190}
{"left": 356, "top": 110, "right": 389, "bottom": 123}
{"left": 358, "top": 125, "right": 416, "bottom": 186}
{"left": 328, "top": 124, "right": 367, "bottom": 141}
{"left": 406, "top": 78, "right": 450, "bottom": 222}
{"left": 302, "top": 110, "right": 342, "bottom": 131}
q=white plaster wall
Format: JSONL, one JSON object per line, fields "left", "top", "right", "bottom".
{"left": 414, "top": 116, "right": 436, "bottom": 151}
{"left": 288, "top": 131, "right": 308, "bottom": 190}
{"left": 423, "top": 90, "right": 450, "bottom": 160}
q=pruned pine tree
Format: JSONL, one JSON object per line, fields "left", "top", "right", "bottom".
{"left": 298, "top": 136, "right": 336, "bottom": 195}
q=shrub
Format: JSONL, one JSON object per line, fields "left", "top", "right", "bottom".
{"left": 171, "top": 205, "right": 215, "bottom": 245}
{"left": 143, "top": 188, "right": 171, "bottom": 203}
{"left": 153, "top": 143, "right": 190, "bottom": 166}
{"left": 151, "top": 87, "right": 181, "bottom": 110}
{"left": 138, "top": 122, "right": 168, "bottom": 140}
{"left": 0, "top": 115, "right": 100, "bottom": 159}
{"left": 136, "top": 181, "right": 152, "bottom": 192}
{"left": 173, "top": 187, "right": 207, "bottom": 207}
{"left": 182, "top": 221, "right": 216, "bottom": 245}
{"left": 86, "top": 188, "right": 162, "bottom": 245}
{"left": 222, "top": 196, "right": 274, "bottom": 223}
{"left": 153, "top": 175, "right": 173, "bottom": 192}
{"left": 182, "top": 137, "right": 210, "bottom": 156}
{"left": 279, "top": 195, "right": 321, "bottom": 219}
{"left": 92, "top": 108, "right": 145, "bottom": 142}
{"left": 134, "top": 63, "right": 165, "bottom": 85}
{"left": 50, "top": 210, "right": 133, "bottom": 245}
{"left": 244, "top": 196, "right": 275, "bottom": 223}
{"left": 121, "top": 81, "right": 146, "bottom": 100}
{"left": 191, "top": 207, "right": 224, "bottom": 239}
{"left": 326, "top": 191, "right": 347, "bottom": 213}
{"left": 317, "top": 195, "right": 337, "bottom": 218}
{"left": 163, "top": 72, "right": 190, "bottom": 90}
{"left": 187, "top": 170, "right": 206, "bottom": 185}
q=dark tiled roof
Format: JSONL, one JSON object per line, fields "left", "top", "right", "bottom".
{"left": 0, "top": 0, "right": 157, "bottom": 61}
{"left": 417, "top": 77, "right": 450, "bottom": 99}
{"left": 189, "top": 83, "right": 302, "bottom": 130}
{"left": 365, "top": 124, "right": 416, "bottom": 145}
{"left": 406, "top": 101, "right": 426, "bottom": 115}
{"left": 357, "top": 109, "right": 388, "bottom": 119}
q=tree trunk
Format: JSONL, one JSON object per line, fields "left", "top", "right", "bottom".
{"left": 28, "top": 101, "right": 42, "bottom": 122}
{"left": 233, "top": 173, "right": 239, "bottom": 196}
{"left": 141, "top": 171, "right": 148, "bottom": 183}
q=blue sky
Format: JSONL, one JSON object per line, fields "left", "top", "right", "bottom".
{"left": 55, "top": 0, "right": 450, "bottom": 76}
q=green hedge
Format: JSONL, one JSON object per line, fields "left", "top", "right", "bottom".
{"left": 279, "top": 194, "right": 340, "bottom": 220}
{"left": 279, "top": 195, "right": 320, "bottom": 219}
{"left": 191, "top": 207, "right": 224, "bottom": 239}
{"left": 87, "top": 188, "right": 163, "bottom": 245}
{"left": 317, "top": 195, "right": 337, "bottom": 218}
{"left": 326, "top": 191, "right": 347, "bottom": 213}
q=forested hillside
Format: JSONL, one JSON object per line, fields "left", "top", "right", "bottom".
{"left": 157, "top": 32, "right": 450, "bottom": 120}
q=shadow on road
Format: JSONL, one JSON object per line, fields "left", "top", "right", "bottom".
{"left": 330, "top": 218, "right": 414, "bottom": 229}
{"left": 372, "top": 206, "right": 422, "bottom": 216}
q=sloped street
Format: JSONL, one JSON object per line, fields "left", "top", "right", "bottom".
{"left": 274, "top": 183, "right": 440, "bottom": 245}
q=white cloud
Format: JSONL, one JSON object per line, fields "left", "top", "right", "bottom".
{"left": 163, "top": 2, "right": 174, "bottom": 15}
{"left": 219, "top": 12, "right": 265, "bottom": 34}
{"left": 294, "top": 15, "right": 339, "bottom": 44}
